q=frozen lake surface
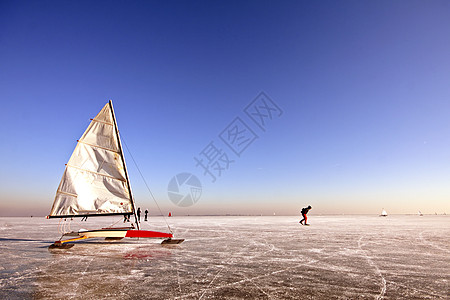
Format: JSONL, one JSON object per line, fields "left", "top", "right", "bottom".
{"left": 0, "top": 215, "right": 448, "bottom": 299}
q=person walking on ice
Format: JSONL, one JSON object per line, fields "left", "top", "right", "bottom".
{"left": 299, "top": 205, "right": 312, "bottom": 225}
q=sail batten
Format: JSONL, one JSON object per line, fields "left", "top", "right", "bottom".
{"left": 90, "top": 118, "right": 114, "bottom": 126}
{"left": 49, "top": 102, "right": 134, "bottom": 218}
{"left": 65, "top": 164, "right": 127, "bottom": 182}
{"left": 77, "top": 140, "right": 120, "bottom": 154}
{"left": 57, "top": 190, "right": 78, "bottom": 198}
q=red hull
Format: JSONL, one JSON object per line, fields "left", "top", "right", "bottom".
{"left": 125, "top": 230, "right": 172, "bottom": 238}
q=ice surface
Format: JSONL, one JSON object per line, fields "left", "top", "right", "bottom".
{"left": 0, "top": 215, "right": 448, "bottom": 299}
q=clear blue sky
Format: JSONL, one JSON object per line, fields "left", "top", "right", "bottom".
{"left": 1, "top": 0, "right": 450, "bottom": 216}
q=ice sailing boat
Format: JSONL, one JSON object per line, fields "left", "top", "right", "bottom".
{"left": 380, "top": 208, "right": 388, "bottom": 217}
{"left": 48, "top": 100, "right": 183, "bottom": 248}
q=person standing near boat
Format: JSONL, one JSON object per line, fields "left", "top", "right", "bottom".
{"left": 144, "top": 209, "right": 148, "bottom": 221}
{"left": 299, "top": 205, "right": 312, "bottom": 225}
{"left": 137, "top": 207, "right": 141, "bottom": 222}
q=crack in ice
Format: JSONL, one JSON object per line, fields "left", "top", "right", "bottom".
{"left": 419, "top": 231, "right": 449, "bottom": 254}
{"left": 358, "top": 236, "right": 386, "bottom": 300}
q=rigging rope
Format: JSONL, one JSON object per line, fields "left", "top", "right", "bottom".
{"left": 122, "top": 137, "right": 173, "bottom": 234}
{"left": 107, "top": 216, "right": 127, "bottom": 228}
{"left": 58, "top": 218, "right": 63, "bottom": 235}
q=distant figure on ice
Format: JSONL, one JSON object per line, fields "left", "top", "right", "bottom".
{"left": 124, "top": 214, "right": 130, "bottom": 223}
{"left": 299, "top": 205, "right": 312, "bottom": 225}
{"left": 144, "top": 209, "right": 148, "bottom": 221}
{"left": 137, "top": 207, "right": 141, "bottom": 222}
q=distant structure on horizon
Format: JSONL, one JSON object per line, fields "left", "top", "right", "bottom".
{"left": 380, "top": 208, "right": 388, "bottom": 217}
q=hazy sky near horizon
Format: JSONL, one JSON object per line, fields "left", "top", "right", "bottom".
{"left": 1, "top": 0, "right": 450, "bottom": 217}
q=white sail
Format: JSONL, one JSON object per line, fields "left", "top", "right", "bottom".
{"left": 49, "top": 103, "right": 133, "bottom": 217}
{"left": 380, "top": 209, "right": 387, "bottom": 216}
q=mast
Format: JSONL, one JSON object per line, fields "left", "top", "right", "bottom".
{"left": 109, "top": 100, "right": 140, "bottom": 230}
